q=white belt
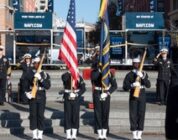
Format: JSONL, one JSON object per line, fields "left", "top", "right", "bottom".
{"left": 94, "top": 87, "right": 102, "bottom": 90}
{"left": 140, "top": 86, "right": 145, "bottom": 89}
{"left": 64, "top": 89, "right": 79, "bottom": 93}
{"left": 94, "top": 86, "right": 110, "bottom": 91}
{"left": 38, "top": 87, "right": 45, "bottom": 90}
{"left": 132, "top": 86, "right": 145, "bottom": 89}
{"left": 30, "top": 87, "right": 44, "bottom": 90}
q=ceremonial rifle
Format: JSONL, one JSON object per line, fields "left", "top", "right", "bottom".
{"left": 31, "top": 50, "right": 46, "bottom": 98}
{"left": 133, "top": 48, "right": 147, "bottom": 98}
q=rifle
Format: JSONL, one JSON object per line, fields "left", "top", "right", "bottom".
{"left": 133, "top": 48, "right": 147, "bottom": 98}
{"left": 31, "top": 50, "right": 46, "bottom": 98}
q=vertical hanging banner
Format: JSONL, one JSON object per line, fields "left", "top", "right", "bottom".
{"left": 13, "top": 0, "right": 20, "bottom": 12}
{"left": 158, "top": 36, "right": 171, "bottom": 51}
{"left": 116, "top": 0, "right": 123, "bottom": 16}
{"left": 48, "top": 0, "right": 54, "bottom": 12}
{"left": 150, "top": 0, "right": 157, "bottom": 12}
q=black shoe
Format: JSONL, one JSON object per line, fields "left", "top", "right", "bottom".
{"left": 32, "top": 139, "right": 37, "bottom": 140}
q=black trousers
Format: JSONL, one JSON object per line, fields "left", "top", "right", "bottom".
{"left": 0, "top": 78, "right": 7, "bottom": 103}
{"left": 93, "top": 91, "right": 110, "bottom": 130}
{"left": 64, "top": 97, "right": 80, "bottom": 130}
{"left": 157, "top": 79, "right": 170, "bottom": 104}
{"left": 19, "top": 79, "right": 28, "bottom": 103}
{"left": 29, "top": 97, "right": 46, "bottom": 130}
{"left": 129, "top": 93, "right": 146, "bottom": 131}
{"left": 165, "top": 85, "right": 178, "bottom": 139}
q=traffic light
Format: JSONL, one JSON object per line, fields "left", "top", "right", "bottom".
{"left": 13, "top": 0, "right": 20, "bottom": 12}
{"left": 48, "top": 0, "right": 53, "bottom": 12}
{"left": 150, "top": 0, "right": 157, "bottom": 12}
{"left": 116, "top": 0, "right": 123, "bottom": 16}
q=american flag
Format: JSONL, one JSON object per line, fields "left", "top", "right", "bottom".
{"left": 58, "top": 0, "right": 79, "bottom": 88}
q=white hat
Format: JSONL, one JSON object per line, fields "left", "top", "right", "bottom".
{"left": 0, "top": 45, "right": 4, "bottom": 50}
{"left": 133, "top": 56, "right": 141, "bottom": 63}
{"left": 160, "top": 48, "right": 168, "bottom": 53}
{"left": 23, "top": 53, "right": 32, "bottom": 59}
{"left": 33, "top": 57, "right": 40, "bottom": 63}
{"left": 95, "top": 45, "right": 100, "bottom": 50}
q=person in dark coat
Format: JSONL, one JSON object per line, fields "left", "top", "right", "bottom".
{"left": 165, "top": 67, "right": 178, "bottom": 140}
{"left": 0, "top": 45, "right": 11, "bottom": 105}
{"left": 91, "top": 61, "right": 117, "bottom": 140}
{"left": 123, "top": 57, "right": 151, "bottom": 140}
{"left": 18, "top": 53, "right": 33, "bottom": 103}
{"left": 61, "top": 71, "right": 86, "bottom": 140}
{"left": 153, "top": 48, "right": 177, "bottom": 105}
{"left": 25, "top": 57, "right": 51, "bottom": 140}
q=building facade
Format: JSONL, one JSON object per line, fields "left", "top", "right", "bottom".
{"left": 0, "top": 0, "right": 14, "bottom": 55}
{"left": 23, "top": 0, "right": 36, "bottom": 12}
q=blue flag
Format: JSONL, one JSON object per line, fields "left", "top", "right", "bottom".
{"left": 99, "top": 0, "right": 110, "bottom": 90}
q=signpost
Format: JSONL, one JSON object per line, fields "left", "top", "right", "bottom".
{"left": 14, "top": 12, "right": 52, "bottom": 29}
{"left": 123, "top": 12, "right": 165, "bottom": 30}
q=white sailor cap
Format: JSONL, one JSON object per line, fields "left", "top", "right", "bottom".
{"left": 132, "top": 56, "right": 141, "bottom": 63}
{"left": 33, "top": 57, "right": 40, "bottom": 63}
{"left": 23, "top": 53, "right": 32, "bottom": 59}
{"left": 95, "top": 45, "right": 100, "bottom": 50}
{"left": 0, "top": 45, "right": 4, "bottom": 50}
{"left": 160, "top": 48, "right": 168, "bottom": 53}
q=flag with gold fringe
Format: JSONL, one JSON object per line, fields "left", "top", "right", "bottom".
{"left": 99, "top": 0, "right": 110, "bottom": 90}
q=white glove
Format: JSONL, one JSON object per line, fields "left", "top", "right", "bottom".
{"left": 100, "top": 92, "right": 108, "bottom": 99}
{"left": 70, "top": 92, "right": 76, "bottom": 98}
{"left": 132, "top": 81, "right": 141, "bottom": 87}
{"left": 7, "top": 76, "right": 10, "bottom": 80}
{"left": 25, "top": 92, "right": 32, "bottom": 99}
{"left": 137, "top": 71, "right": 143, "bottom": 78}
{"left": 34, "top": 73, "right": 42, "bottom": 80}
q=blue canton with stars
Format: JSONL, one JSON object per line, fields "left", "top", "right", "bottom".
{"left": 67, "top": 0, "right": 76, "bottom": 30}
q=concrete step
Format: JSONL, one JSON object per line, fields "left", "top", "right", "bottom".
{"left": 0, "top": 125, "right": 164, "bottom": 135}
{"left": 0, "top": 116, "right": 165, "bottom": 129}
{"left": 0, "top": 101, "right": 166, "bottom": 135}
{"left": 0, "top": 109, "right": 165, "bottom": 121}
